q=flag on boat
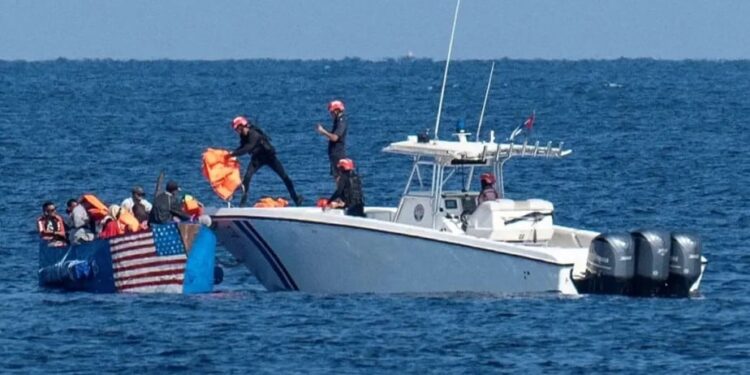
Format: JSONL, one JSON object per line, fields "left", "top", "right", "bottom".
{"left": 509, "top": 111, "right": 536, "bottom": 141}
{"left": 109, "top": 224, "right": 187, "bottom": 293}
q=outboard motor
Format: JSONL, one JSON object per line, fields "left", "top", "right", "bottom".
{"left": 584, "top": 233, "right": 635, "bottom": 294}
{"left": 665, "top": 233, "right": 702, "bottom": 297}
{"left": 632, "top": 229, "right": 671, "bottom": 296}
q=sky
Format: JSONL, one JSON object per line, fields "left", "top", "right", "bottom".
{"left": 1, "top": 0, "right": 749, "bottom": 60}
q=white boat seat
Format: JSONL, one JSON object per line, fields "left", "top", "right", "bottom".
{"left": 465, "top": 199, "right": 554, "bottom": 242}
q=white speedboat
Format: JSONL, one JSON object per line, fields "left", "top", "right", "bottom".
{"left": 209, "top": 0, "right": 705, "bottom": 296}
{"left": 208, "top": 131, "right": 706, "bottom": 296}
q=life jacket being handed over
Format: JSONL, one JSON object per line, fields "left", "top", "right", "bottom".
{"left": 182, "top": 194, "right": 204, "bottom": 216}
{"left": 253, "top": 197, "right": 289, "bottom": 208}
{"left": 81, "top": 194, "right": 108, "bottom": 221}
{"left": 202, "top": 148, "right": 242, "bottom": 201}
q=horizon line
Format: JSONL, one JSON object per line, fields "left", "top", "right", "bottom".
{"left": 2, "top": 56, "right": 749, "bottom": 63}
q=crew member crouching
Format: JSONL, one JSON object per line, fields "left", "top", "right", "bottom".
{"left": 325, "top": 158, "right": 365, "bottom": 217}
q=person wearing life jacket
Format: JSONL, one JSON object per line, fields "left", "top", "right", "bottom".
{"left": 326, "top": 158, "right": 366, "bottom": 217}
{"left": 229, "top": 116, "right": 303, "bottom": 207}
{"left": 121, "top": 185, "right": 152, "bottom": 224}
{"left": 99, "top": 205, "right": 123, "bottom": 239}
{"left": 68, "top": 197, "right": 95, "bottom": 244}
{"left": 477, "top": 172, "right": 500, "bottom": 205}
{"left": 316, "top": 100, "right": 348, "bottom": 178}
{"left": 149, "top": 180, "right": 192, "bottom": 225}
{"left": 37, "top": 201, "right": 67, "bottom": 246}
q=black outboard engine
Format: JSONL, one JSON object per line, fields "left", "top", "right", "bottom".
{"left": 665, "top": 233, "right": 703, "bottom": 297}
{"left": 584, "top": 233, "right": 635, "bottom": 294}
{"left": 632, "top": 229, "right": 671, "bottom": 296}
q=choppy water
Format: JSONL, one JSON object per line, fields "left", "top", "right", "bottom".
{"left": 1, "top": 59, "right": 749, "bottom": 373}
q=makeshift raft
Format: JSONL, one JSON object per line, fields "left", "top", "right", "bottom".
{"left": 38, "top": 223, "right": 222, "bottom": 294}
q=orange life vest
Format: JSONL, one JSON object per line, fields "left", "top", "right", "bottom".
{"left": 37, "top": 214, "right": 66, "bottom": 242}
{"left": 182, "top": 194, "right": 204, "bottom": 216}
{"left": 81, "top": 194, "right": 108, "bottom": 221}
{"left": 253, "top": 197, "right": 289, "bottom": 208}
{"left": 117, "top": 209, "right": 141, "bottom": 233}
{"left": 202, "top": 148, "right": 242, "bottom": 201}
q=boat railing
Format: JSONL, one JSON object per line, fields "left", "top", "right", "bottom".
{"left": 498, "top": 140, "right": 569, "bottom": 160}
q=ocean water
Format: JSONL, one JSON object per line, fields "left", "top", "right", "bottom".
{"left": 0, "top": 59, "right": 748, "bottom": 373}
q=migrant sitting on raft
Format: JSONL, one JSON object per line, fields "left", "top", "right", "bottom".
{"left": 37, "top": 192, "right": 222, "bottom": 294}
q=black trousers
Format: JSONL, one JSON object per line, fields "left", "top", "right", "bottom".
{"left": 329, "top": 153, "right": 346, "bottom": 177}
{"left": 240, "top": 153, "right": 300, "bottom": 206}
{"left": 345, "top": 204, "right": 366, "bottom": 217}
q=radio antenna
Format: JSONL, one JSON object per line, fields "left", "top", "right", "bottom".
{"left": 433, "top": 0, "right": 461, "bottom": 140}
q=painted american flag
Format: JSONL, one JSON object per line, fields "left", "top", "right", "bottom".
{"left": 109, "top": 224, "right": 187, "bottom": 293}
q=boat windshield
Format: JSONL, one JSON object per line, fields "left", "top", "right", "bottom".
{"left": 404, "top": 160, "right": 496, "bottom": 196}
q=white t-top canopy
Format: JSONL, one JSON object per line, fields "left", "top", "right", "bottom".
{"left": 382, "top": 134, "right": 572, "bottom": 165}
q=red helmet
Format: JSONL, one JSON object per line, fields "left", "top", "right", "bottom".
{"left": 232, "top": 116, "right": 249, "bottom": 130}
{"left": 337, "top": 158, "right": 355, "bottom": 171}
{"left": 480, "top": 172, "right": 496, "bottom": 185}
{"left": 328, "top": 100, "right": 345, "bottom": 113}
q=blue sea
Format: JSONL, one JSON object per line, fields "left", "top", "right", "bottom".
{"left": 1, "top": 59, "right": 748, "bottom": 373}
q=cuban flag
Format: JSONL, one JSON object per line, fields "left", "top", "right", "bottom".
{"left": 510, "top": 111, "right": 536, "bottom": 141}
{"left": 109, "top": 224, "right": 187, "bottom": 293}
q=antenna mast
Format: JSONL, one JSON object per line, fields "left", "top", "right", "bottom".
{"left": 475, "top": 61, "right": 495, "bottom": 140}
{"left": 466, "top": 62, "right": 496, "bottom": 190}
{"left": 433, "top": 0, "right": 461, "bottom": 140}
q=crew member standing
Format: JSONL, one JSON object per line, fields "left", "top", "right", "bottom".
{"left": 326, "top": 158, "right": 365, "bottom": 217}
{"left": 229, "top": 116, "right": 303, "bottom": 207}
{"left": 316, "top": 100, "right": 348, "bottom": 178}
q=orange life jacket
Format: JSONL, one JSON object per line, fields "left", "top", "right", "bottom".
{"left": 182, "top": 194, "right": 204, "bottom": 216}
{"left": 117, "top": 209, "right": 141, "bottom": 233}
{"left": 253, "top": 197, "right": 289, "bottom": 208}
{"left": 37, "top": 214, "right": 66, "bottom": 242}
{"left": 202, "top": 148, "right": 242, "bottom": 201}
{"left": 81, "top": 194, "right": 108, "bottom": 221}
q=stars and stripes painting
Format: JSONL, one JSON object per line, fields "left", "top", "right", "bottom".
{"left": 109, "top": 224, "right": 187, "bottom": 293}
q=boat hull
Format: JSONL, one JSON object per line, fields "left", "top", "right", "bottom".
{"left": 212, "top": 210, "right": 580, "bottom": 294}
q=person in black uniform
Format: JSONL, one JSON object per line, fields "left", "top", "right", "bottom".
{"left": 229, "top": 116, "right": 303, "bottom": 207}
{"left": 316, "top": 100, "right": 347, "bottom": 178}
{"left": 326, "top": 158, "right": 365, "bottom": 217}
{"left": 149, "top": 180, "right": 191, "bottom": 225}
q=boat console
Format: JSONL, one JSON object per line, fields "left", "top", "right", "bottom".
{"left": 440, "top": 191, "right": 479, "bottom": 219}
{"left": 465, "top": 199, "right": 554, "bottom": 243}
